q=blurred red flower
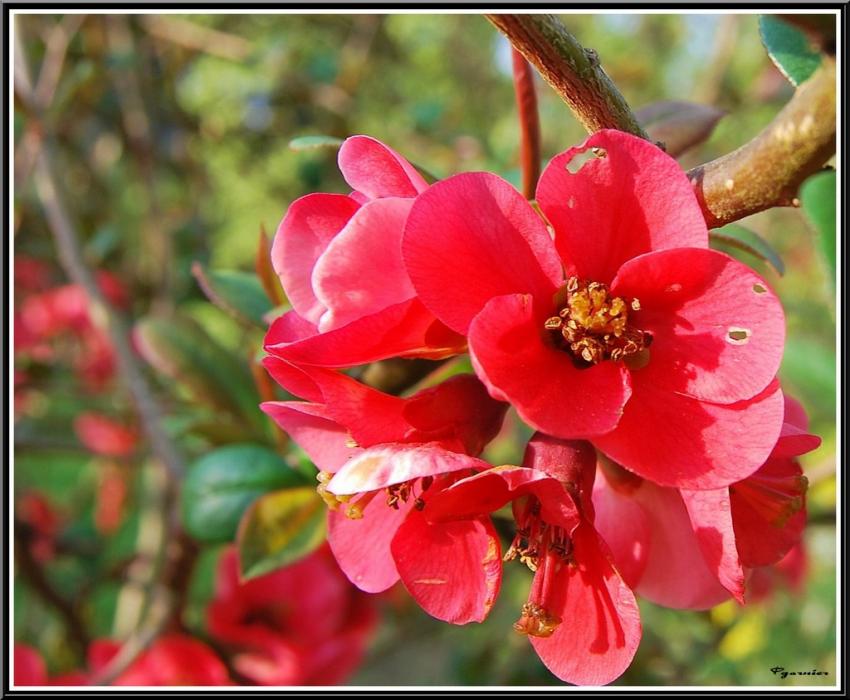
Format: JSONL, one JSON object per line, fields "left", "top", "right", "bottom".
{"left": 89, "top": 636, "right": 230, "bottom": 686}
{"left": 207, "top": 545, "right": 377, "bottom": 685}
{"left": 74, "top": 412, "right": 138, "bottom": 458}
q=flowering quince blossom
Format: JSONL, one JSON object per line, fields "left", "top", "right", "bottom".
{"left": 401, "top": 128, "right": 786, "bottom": 490}
{"left": 592, "top": 394, "right": 819, "bottom": 609}
{"left": 416, "top": 433, "right": 640, "bottom": 685}
{"left": 74, "top": 412, "right": 138, "bottom": 458}
{"left": 261, "top": 359, "right": 507, "bottom": 618}
{"left": 265, "top": 135, "right": 466, "bottom": 369}
{"left": 747, "top": 543, "right": 808, "bottom": 603}
{"left": 207, "top": 545, "right": 377, "bottom": 685}
{"left": 14, "top": 637, "right": 229, "bottom": 687}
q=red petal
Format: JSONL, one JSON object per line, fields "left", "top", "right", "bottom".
{"left": 612, "top": 248, "right": 785, "bottom": 404}
{"left": 522, "top": 433, "right": 597, "bottom": 513}
{"left": 426, "top": 467, "right": 580, "bottom": 532}
{"left": 327, "top": 496, "right": 415, "bottom": 593}
{"left": 529, "top": 523, "right": 642, "bottom": 686}
{"left": 782, "top": 394, "right": 810, "bottom": 432}
{"left": 264, "top": 309, "right": 318, "bottom": 346}
{"left": 403, "top": 172, "right": 562, "bottom": 334}
{"left": 468, "top": 294, "right": 631, "bottom": 438}
{"left": 266, "top": 298, "right": 466, "bottom": 366}
{"left": 772, "top": 395, "right": 821, "bottom": 459}
{"left": 594, "top": 380, "right": 785, "bottom": 490}
{"left": 624, "top": 481, "right": 732, "bottom": 609}
{"left": 338, "top": 135, "right": 428, "bottom": 198}
{"left": 730, "top": 456, "right": 808, "bottom": 568}
{"left": 392, "top": 509, "right": 502, "bottom": 624}
{"left": 401, "top": 374, "right": 508, "bottom": 456}
{"left": 327, "top": 443, "right": 488, "bottom": 496}
{"left": 260, "top": 401, "right": 360, "bottom": 473}
{"left": 314, "top": 375, "right": 414, "bottom": 449}
{"left": 680, "top": 488, "right": 745, "bottom": 603}
{"left": 590, "top": 469, "right": 651, "bottom": 589}
{"left": 312, "top": 198, "right": 416, "bottom": 331}
{"left": 261, "top": 356, "right": 323, "bottom": 402}
{"left": 536, "top": 129, "right": 707, "bottom": 285}
{"left": 14, "top": 645, "right": 47, "bottom": 686}
{"left": 271, "top": 193, "right": 360, "bottom": 324}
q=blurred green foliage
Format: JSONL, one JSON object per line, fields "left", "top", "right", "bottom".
{"left": 14, "top": 13, "right": 835, "bottom": 686}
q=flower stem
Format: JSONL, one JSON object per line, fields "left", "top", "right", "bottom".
{"left": 511, "top": 48, "right": 541, "bottom": 200}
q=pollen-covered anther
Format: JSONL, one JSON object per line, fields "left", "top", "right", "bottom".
{"left": 316, "top": 471, "right": 352, "bottom": 510}
{"left": 546, "top": 275, "right": 651, "bottom": 366}
{"left": 386, "top": 481, "right": 413, "bottom": 510}
{"left": 513, "top": 602, "right": 562, "bottom": 638}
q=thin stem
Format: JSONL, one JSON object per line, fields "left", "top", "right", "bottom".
{"left": 487, "top": 14, "right": 649, "bottom": 139}
{"left": 511, "top": 48, "right": 541, "bottom": 200}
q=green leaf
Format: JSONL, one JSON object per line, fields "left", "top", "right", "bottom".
{"left": 181, "top": 444, "right": 303, "bottom": 543}
{"left": 635, "top": 101, "right": 725, "bottom": 158}
{"left": 288, "top": 135, "right": 344, "bottom": 151}
{"left": 709, "top": 224, "right": 785, "bottom": 276}
{"left": 780, "top": 337, "right": 836, "bottom": 414}
{"left": 759, "top": 15, "right": 821, "bottom": 87}
{"left": 800, "top": 170, "right": 836, "bottom": 282}
{"left": 134, "top": 314, "right": 262, "bottom": 431}
{"left": 237, "top": 485, "right": 327, "bottom": 579}
{"left": 192, "top": 262, "right": 273, "bottom": 327}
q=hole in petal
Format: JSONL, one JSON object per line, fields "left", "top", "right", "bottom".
{"left": 565, "top": 147, "right": 605, "bottom": 174}
{"left": 752, "top": 283, "right": 767, "bottom": 294}
{"left": 665, "top": 283, "right": 683, "bottom": 293}
{"left": 727, "top": 327, "right": 751, "bottom": 344}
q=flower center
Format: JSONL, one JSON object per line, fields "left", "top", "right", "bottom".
{"left": 507, "top": 496, "right": 573, "bottom": 639}
{"left": 544, "top": 276, "right": 651, "bottom": 367}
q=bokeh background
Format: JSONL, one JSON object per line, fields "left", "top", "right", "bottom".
{"left": 13, "top": 13, "right": 836, "bottom": 686}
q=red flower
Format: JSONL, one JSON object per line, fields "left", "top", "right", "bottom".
{"left": 89, "top": 636, "right": 230, "bottom": 686}
{"left": 14, "top": 644, "right": 48, "bottom": 686}
{"left": 747, "top": 543, "right": 808, "bottom": 603}
{"left": 265, "top": 135, "right": 465, "bottom": 369}
{"left": 592, "top": 394, "right": 819, "bottom": 609}
{"left": 74, "top": 412, "right": 138, "bottom": 458}
{"left": 207, "top": 545, "right": 376, "bottom": 685}
{"left": 261, "top": 362, "right": 506, "bottom": 608}
{"left": 402, "top": 129, "right": 785, "bottom": 490}
{"left": 420, "top": 433, "right": 641, "bottom": 685}
{"left": 16, "top": 491, "right": 60, "bottom": 562}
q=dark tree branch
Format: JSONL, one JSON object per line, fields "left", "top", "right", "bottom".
{"left": 487, "top": 14, "right": 649, "bottom": 139}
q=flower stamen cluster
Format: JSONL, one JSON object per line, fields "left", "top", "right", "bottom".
{"left": 544, "top": 276, "right": 650, "bottom": 366}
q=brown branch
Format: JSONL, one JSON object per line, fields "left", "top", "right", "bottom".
{"left": 486, "top": 14, "right": 649, "bottom": 139}
{"left": 511, "top": 48, "right": 541, "bottom": 200}
{"left": 687, "top": 58, "right": 836, "bottom": 228}
{"left": 139, "top": 14, "right": 251, "bottom": 61}
{"left": 486, "top": 14, "right": 836, "bottom": 229}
